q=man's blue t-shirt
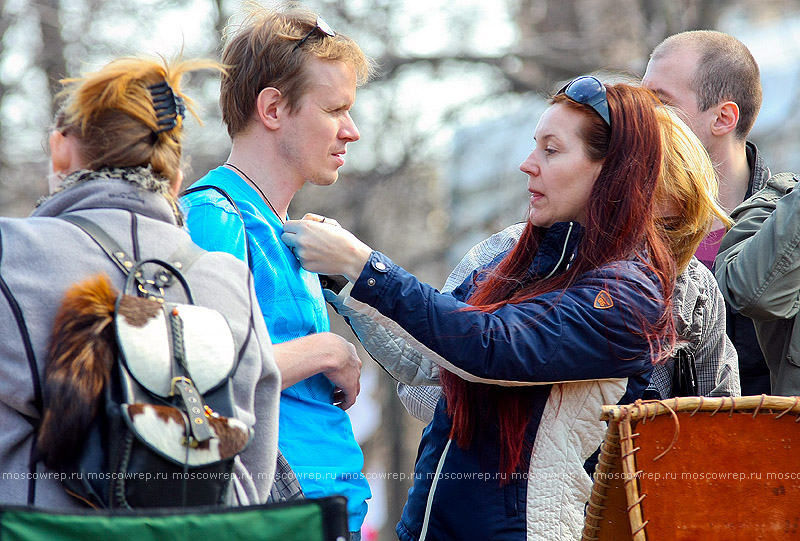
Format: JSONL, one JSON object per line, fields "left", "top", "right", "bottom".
{"left": 181, "top": 167, "right": 370, "bottom": 530}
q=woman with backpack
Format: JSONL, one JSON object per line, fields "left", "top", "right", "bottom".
{"left": 0, "top": 57, "right": 280, "bottom": 508}
{"left": 283, "top": 78, "right": 678, "bottom": 539}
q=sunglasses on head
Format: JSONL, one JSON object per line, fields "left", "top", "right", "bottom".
{"left": 294, "top": 16, "right": 336, "bottom": 50}
{"left": 557, "top": 76, "right": 611, "bottom": 127}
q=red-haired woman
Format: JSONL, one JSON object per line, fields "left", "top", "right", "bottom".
{"left": 283, "top": 77, "right": 676, "bottom": 540}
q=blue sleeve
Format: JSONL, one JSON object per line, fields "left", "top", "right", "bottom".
{"left": 351, "top": 251, "right": 661, "bottom": 384}
{"left": 181, "top": 191, "right": 249, "bottom": 264}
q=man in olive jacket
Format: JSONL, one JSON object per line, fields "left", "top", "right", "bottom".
{"left": 715, "top": 172, "right": 800, "bottom": 395}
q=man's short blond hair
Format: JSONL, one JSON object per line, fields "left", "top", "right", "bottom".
{"left": 220, "top": 3, "right": 375, "bottom": 138}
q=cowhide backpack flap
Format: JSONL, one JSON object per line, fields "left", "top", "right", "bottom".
{"left": 113, "top": 259, "right": 253, "bottom": 507}
{"left": 38, "top": 219, "right": 253, "bottom": 509}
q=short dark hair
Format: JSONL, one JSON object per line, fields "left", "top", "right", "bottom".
{"left": 652, "top": 30, "right": 762, "bottom": 140}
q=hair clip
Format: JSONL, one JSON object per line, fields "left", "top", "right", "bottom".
{"left": 148, "top": 81, "right": 186, "bottom": 134}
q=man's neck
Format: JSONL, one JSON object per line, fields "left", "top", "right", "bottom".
{"left": 711, "top": 139, "right": 752, "bottom": 216}
{"left": 226, "top": 140, "right": 300, "bottom": 218}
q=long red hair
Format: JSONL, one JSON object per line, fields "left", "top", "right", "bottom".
{"left": 440, "top": 84, "right": 677, "bottom": 477}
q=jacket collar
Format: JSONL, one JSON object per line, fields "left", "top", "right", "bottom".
{"left": 746, "top": 140, "right": 770, "bottom": 198}
{"left": 526, "top": 221, "right": 583, "bottom": 280}
{"left": 32, "top": 167, "right": 179, "bottom": 226}
{"left": 461, "top": 221, "right": 584, "bottom": 299}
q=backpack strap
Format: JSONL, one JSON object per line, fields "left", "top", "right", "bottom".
{"left": 59, "top": 213, "right": 206, "bottom": 297}
{"left": 59, "top": 214, "right": 136, "bottom": 276}
{"left": 180, "top": 185, "right": 258, "bottom": 368}
{"left": 182, "top": 184, "right": 347, "bottom": 301}
{"left": 0, "top": 229, "right": 42, "bottom": 505}
{"left": 166, "top": 238, "right": 206, "bottom": 275}
{"left": 181, "top": 185, "right": 252, "bottom": 267}
{"left": 61, "top": 209, "right": 253, "bottom": 381}
{"left": 182, "top": 184, "right": 307, "bottom": 502}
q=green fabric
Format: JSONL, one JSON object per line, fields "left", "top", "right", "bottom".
{"left": 715, "top": 171, "right": 800, "bottom": 395}
{"left": 0, "top": 499, "right": 341, "bottom": 541}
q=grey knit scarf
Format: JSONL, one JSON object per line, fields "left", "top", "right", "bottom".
{"left": 37, "top": 166, "right": 183, "bottom": 225}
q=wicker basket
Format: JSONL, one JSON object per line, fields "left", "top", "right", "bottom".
{"left": 582, "top": 395, "right": 800, "bottom": 541}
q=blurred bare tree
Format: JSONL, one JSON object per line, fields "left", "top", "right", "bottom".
{"left": 0, "top": 1, "right": 797, "bottom": 539}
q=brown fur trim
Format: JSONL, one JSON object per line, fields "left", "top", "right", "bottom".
{"left": 209, "top": 416, "right": 251, "bottom": 459}
{"left": 117, "top": 295, "right": 162, "bottom": 327}
{"left": 37, "top": 274, "right": 118, "bottom": 469}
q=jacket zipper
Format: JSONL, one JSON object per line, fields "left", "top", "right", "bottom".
{"left": 419, "top": 438, "right": 452, "bottom": 541}
{"left": 542, "top": 222, "right": 574, "bottom": 279}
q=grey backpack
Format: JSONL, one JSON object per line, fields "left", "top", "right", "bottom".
{"left": 36, "top": 214, "right": 253, "bottom": 508}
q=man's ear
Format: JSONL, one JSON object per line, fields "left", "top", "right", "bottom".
{"left": 255, "top": 87, "right": 284, "bottom": 130}
{"left": 710, "top": 101, "right": 739, "bottom": 137}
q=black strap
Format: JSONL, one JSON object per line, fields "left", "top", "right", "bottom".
{"left": 167, "top": 240, "right": 206, "bottom": 275}
{"left": 672, "top": 348, "right": 699, "bottom": 397}
{"left": 181, "top": 185, "right": 252, "bottom": 267}
{"left": 319, "top": 274, "right": 349, "bottom": 295}
{"left": 0, "top": 230, "right": 42, "bottom": 505}
{"left": 183, "top": 185, "right": 348, "bottom": 301}
{"left": 61, "top": 210, "right": 253, "bottom": 378}
{"left": 60, "top": 213, "right": 206, "bottom": 282}
{"left": 180, "top": 185, "right": 257, "bottom": 368}
{"left": 60, "top": 215, "right": 136, "bottom": 276}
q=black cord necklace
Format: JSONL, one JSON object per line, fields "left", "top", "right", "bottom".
{"left": 224, "top": 162, "right": 285, "bottom": 224}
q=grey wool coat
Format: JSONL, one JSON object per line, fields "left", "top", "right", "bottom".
{"left": 0, "top": 169, "right": 280, "bottom": 508}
